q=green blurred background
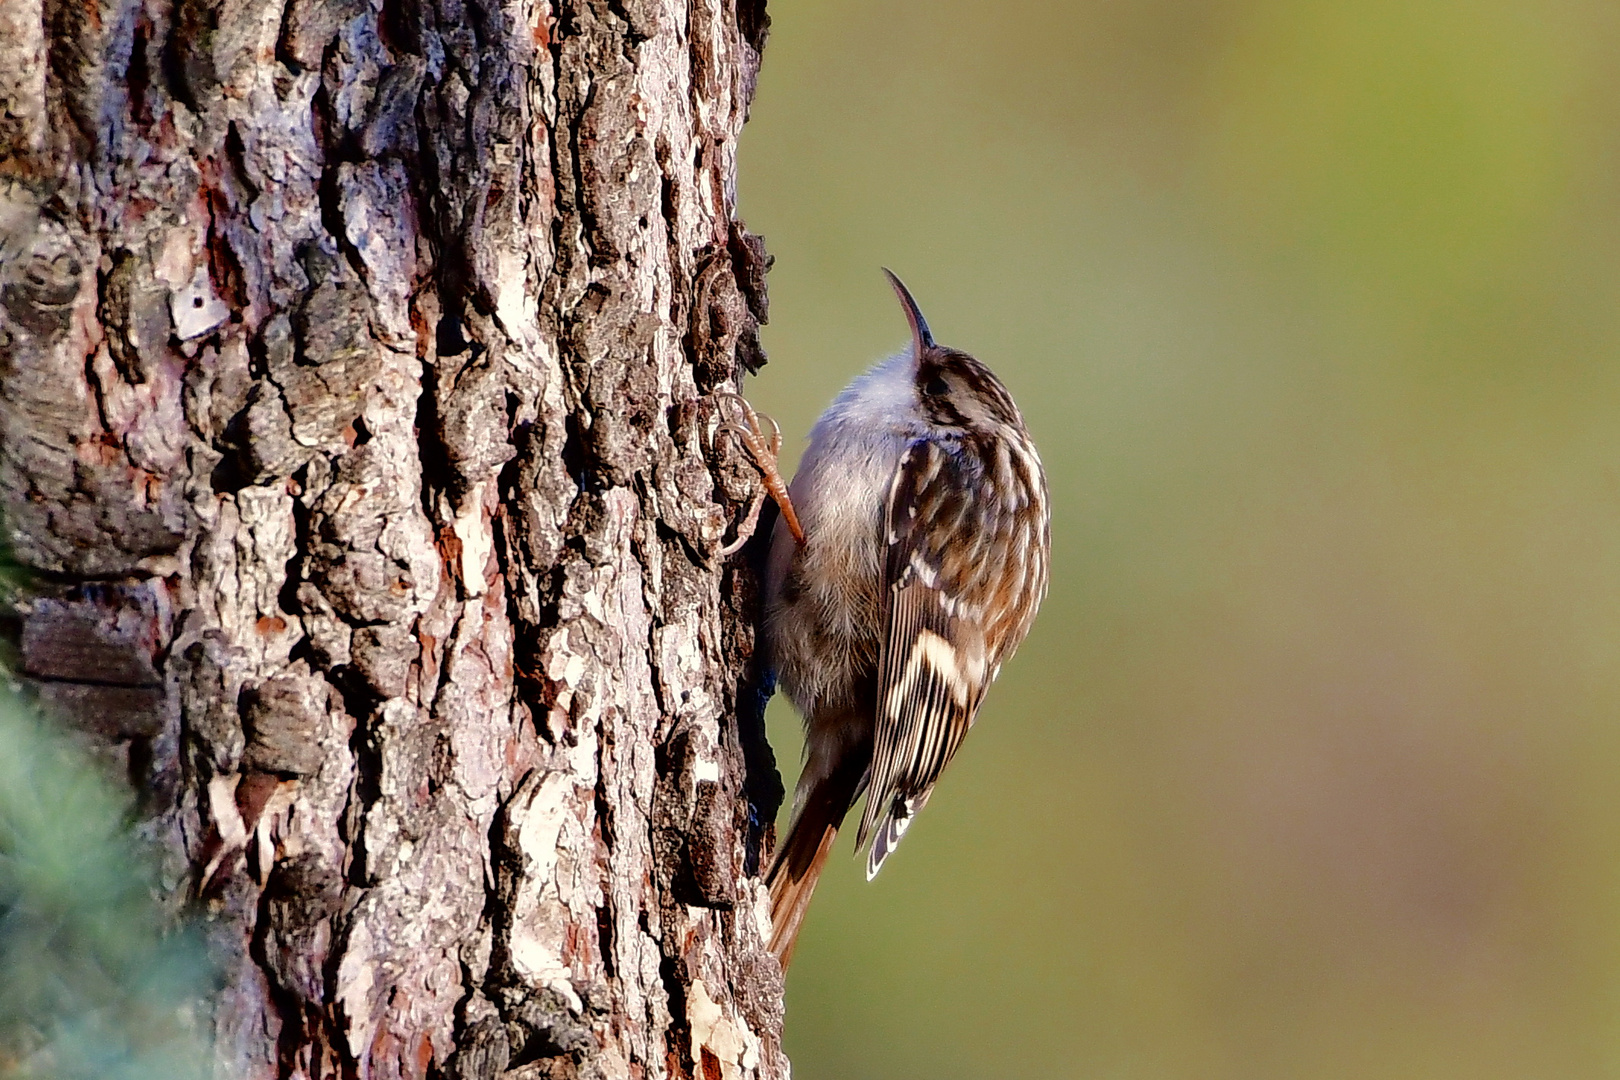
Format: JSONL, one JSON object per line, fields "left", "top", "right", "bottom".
{"left": 738, "top": 2, "right": 1620, "bottom": 1077}
{"left": 0, "top": 692, "right": 211, "bottom": 1079}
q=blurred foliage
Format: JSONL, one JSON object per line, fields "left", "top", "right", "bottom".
{"left": 0, "top": 695, "right": 212, "bottom": 1079}
{"left": 740, "top": 1, "right": 1620, "bottom": 1078}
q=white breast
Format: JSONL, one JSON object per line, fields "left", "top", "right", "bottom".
{"left": 764, "top": 352, "right": 919, "bottom": 719}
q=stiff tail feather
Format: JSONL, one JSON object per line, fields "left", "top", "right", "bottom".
{"left": 764, "top": 756, "right": 865, "bottom": 969}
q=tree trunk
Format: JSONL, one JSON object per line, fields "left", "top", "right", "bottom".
{"left": 0, "top": 0, "right": 786, "bottom": 1075}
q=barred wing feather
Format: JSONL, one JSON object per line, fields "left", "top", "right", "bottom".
{"left": 856, "top": 440, "right": 994, "bottom": 879}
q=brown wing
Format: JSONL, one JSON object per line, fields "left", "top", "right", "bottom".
{"left": 856, "top": 438, "right": 1000, "bottom": 879}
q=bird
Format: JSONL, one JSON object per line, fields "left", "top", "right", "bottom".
{"left": 745, "top": 270, "right": 1051, "bottom": 969}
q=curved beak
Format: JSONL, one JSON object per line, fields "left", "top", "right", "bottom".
{"left": 882, "top": 268, "right": 935, "bottom": 357}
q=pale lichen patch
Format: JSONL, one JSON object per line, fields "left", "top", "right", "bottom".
{"left": 688, "top": 978, "right": 761, "bottom": 1080}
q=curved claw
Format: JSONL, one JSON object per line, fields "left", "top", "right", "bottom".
{"left": 705, "top": 392, "right": 806, "bottom": 547}
{"left": 718, "top": 490, "right": 767, "bottom": 557}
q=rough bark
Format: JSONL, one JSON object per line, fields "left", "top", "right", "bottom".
{"left": 0, "top": 0, "right": 786, "bottom": 1075}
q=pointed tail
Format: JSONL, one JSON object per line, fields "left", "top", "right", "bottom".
{"left": 764, "top": 754, "right": 866, "bottom": 970}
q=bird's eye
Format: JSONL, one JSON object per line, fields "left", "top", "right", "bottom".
{"left": 923, "top": 375, "right": 949, "bottom": 398}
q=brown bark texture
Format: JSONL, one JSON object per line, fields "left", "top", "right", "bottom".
{"left": 0, "top": 0, "right": 788, "bottom": 1075}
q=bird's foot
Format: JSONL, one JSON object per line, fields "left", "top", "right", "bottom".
{"left": 709, "top": 392, "right": 806, "bottom": 550}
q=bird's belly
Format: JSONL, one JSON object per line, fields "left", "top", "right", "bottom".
{"left": 770, "top": 540, "right": 880, "bottom": 721}
{"left": 766, "top": 429, "right": 900, "bottom": 723}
